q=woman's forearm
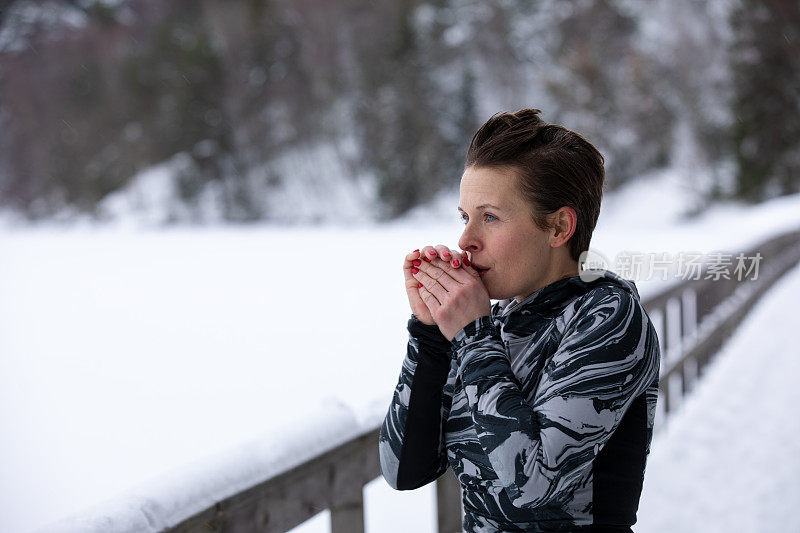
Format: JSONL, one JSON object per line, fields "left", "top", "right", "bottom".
{"left": 379, "top": 315, "right": 454, "bottom": 490}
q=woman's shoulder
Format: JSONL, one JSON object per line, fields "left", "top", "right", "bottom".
{"left": 493, "top": 275, "right": 646, "bottom": 341}
{"left": 576, "top": 277, "right": 643, "bottom": 311}
{"left": 560, "top": 280, "right": 646, "bottom": 335}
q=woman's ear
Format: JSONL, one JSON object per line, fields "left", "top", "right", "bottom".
{"left": 550, "top": 206, "right": 577, "bottom": 247}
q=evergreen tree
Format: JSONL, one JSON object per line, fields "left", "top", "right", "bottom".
{"left": 731, "top": 0, "right": 800, "bottom": 201}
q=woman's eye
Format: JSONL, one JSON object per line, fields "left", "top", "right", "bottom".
{"left": 460, "top": 213, "right": 496, "bottom": 224}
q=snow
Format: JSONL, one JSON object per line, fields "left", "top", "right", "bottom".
{"left": 1, "top": 168, "right": 799, "bottom": 532}
{"left": 35, "top": 404, "right": 367, "bottom": 533}
{"left": 93, "top": 141, "right": 379, "bottom": 227}
{"left": 0, "top": 223, "right": 452, "bottom": 533}
{"left": 636, "top": 260, "right": 800, "bottom": 533}
{"left": 0, "top": 0, "right": 89, "bottom": 53}
{"left": 97, "top": 156, "right": 196, "bottom": 226}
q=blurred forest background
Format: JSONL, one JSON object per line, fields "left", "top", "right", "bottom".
{"left": 0, "top": 0, "right": 797, "bottom": 225}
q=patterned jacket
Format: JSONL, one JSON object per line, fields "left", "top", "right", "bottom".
{"left": 379, "top": 269, "right": 661, "bottom": 532}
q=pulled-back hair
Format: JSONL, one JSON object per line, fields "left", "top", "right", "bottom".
{"left": 465, "top": 109, "right": 604, "bottom": 262}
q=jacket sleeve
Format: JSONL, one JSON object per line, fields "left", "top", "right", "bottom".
{"left": 451, "top": 287, "right": 660, "bottom": 507}
{"left": 379, "top": 314, "right": 454, "bottom": 490}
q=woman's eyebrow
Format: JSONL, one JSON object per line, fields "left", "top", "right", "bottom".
{"left": 458, "top": 204, "right": 503, "bottom": 212}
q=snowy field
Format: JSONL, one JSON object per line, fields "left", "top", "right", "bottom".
{"left": 1, "top": 169, "right": 800, "bottom": 532}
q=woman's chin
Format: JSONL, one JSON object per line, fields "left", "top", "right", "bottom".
{"left": 486, "top": 285, "right": 516, "bottom": 301}
{"left": 484, "top": 285, "right": 502, "bottom": 300}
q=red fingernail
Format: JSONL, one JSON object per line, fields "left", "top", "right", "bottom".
{"left": 412, "top": 259, "right": 421, "bottom": 266}
{"left": 463, "top": 256, "right": 471, "bottom": 267}
{"left": 411, "top": 267, "right": 419, "bottom": 274}
{"left": 452, "top": 259, "right": 460, "bottom": 267}
{"left": 413, "top": 249, "right": 419, "bottom": 253}
{"left": 428, "top": 250, "right": 436, "bottom": 255}
{"left": 423, "top": 257, "right": 431, "bottom": 262}
{"left": 443, "top": 252, "right": 451, "bottom": 259}
{"left": 418, "top": 282, "right": 423, "bottom": 288}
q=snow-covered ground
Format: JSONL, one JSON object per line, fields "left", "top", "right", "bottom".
{"left": 1, "top": 169, "right": 799, "bottom": 532}
{"left": 635, "top": 259, "right": 800, "bottom": 532}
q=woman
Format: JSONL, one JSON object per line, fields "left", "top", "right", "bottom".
{"left": 379, "top": 109, "right": 661, "bottom": 532}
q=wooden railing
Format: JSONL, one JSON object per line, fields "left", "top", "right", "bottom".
{"left": 167, "top": 227, "right": 800, "bottom": 533}
{"left": 642, "top": 228, "right": 800, "bottom": 417}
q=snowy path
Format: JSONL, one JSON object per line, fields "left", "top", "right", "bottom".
{"left": 636, "top": 261, "right": 800, "bottom": 533}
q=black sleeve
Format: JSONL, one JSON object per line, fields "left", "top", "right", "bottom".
{"left": 378, "top": 315, "right": 454, "bottom": 490}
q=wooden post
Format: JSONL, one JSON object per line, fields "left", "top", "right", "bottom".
{"left": 330, "top": 487, "right": 364, "bottom": 533}
{"left": 436, "top": 468, "right": 462, "bottom": 533}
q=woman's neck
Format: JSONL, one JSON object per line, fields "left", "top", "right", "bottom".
{"left": 514, "top": 257, "right": 580, "bottom": 303}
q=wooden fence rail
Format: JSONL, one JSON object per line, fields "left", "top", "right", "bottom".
{"left": 167, "top": 227, "right": 800, "bottom": 533}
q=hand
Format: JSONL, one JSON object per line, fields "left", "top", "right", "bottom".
{"left": 411, "top": 251, "right": 491, "bottom": 341}
{"left": 403, "top": 245, "right": 470, "bottom": 326}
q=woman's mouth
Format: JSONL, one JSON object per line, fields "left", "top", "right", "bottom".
{"left": 472, "top": 263, "right": 490, "bottom": 276}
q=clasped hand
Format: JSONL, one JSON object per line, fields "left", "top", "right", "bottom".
{"left": 403, "top": 245, "right": 491, "bottom": 341}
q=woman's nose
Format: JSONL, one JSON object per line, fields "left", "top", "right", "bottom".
{"left": 458, "top": 226, "right": 480, "bottom": 253}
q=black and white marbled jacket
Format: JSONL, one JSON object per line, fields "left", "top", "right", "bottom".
{"left": 379, "top": 269, "right": 661, "bottom": 532}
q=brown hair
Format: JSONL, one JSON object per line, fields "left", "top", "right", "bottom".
{"left": 465, "top": 109, "right": 605, "bottom": 262}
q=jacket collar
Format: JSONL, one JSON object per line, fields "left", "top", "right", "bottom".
{"left": 494, "top": 268, "right": 641, "bottom": 318}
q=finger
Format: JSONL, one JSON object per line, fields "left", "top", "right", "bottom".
{"left": 453, "top": 256, "right": 481, "bottom": 279}
{"left": 404, "top": 249, "right": 421, "bottom": 268}
{"left": 404, "top": 265, "right": 421, "bottom": 286}
{"left": 457, "top": 250, "right": 479, "bottom": 277}
{"left": 413, "top": 267, "right": 449, "bottom": 303}
{"left": 421, "top": 255, "right": 474, "bottom": 285}
{"left": 404, "top": 249, "right": 421, "bottom": 266}
{"left": 445, "top": 256, "right": 482, "bottom": 281}
{"left": 448, "top": 248, "right": 465, "bottom": 268}
{"left": 418, "top": 245, "right": 436, "bottom": 263}
{"left": 461, "top": 262, "right": 481, "bottom": 279}
{"left": 403, "top": 249, "right": 422, "bottom": 283}
{"left": 405, "top": 248, "right": 421, "bottom": 260}
{"left": 417, "top": 283, "right": 442, "bottom": 313}
{"left": 434, "top": 244, "right": 453, "bottom": 262}
{"left": 419, "top": 258, "right": 477, "bottom": 292}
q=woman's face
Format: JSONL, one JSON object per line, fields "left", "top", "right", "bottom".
{"left": 457, "top": 165, "right": 560, "bottom": 302}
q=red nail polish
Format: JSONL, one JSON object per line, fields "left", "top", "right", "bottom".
{"left": 418, "top": 282, "right": 423, "bottom": 288}
{"left": 443, "top": 252, "right": 451, "bottom": 259}
{"left": 412, "top": 259, "right": 421, "bottom": 266}
{"left": 413, "top": 249, "right": 419, "bottom": 253}
{"left": 411, "top": 267, "right": 419, "bottom": 274}
{"left": 428, "top": 250, "right": 436, "bottom": 255}
{"left": 423, "top": 257, "right": 431, "bottom": 262}
{"left": 452, "top": 259, "right": 460, "bottom": 267}
{"left": 463, "top": 256, "right": 471, "bottom": 267}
